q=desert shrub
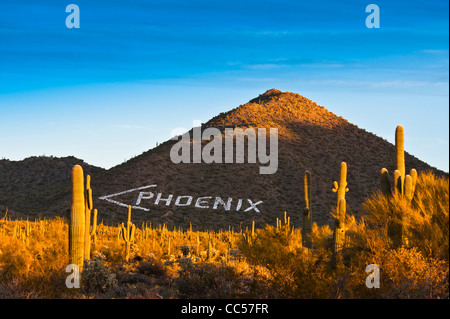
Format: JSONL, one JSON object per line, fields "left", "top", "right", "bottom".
{"left": 379, "top": 247, "right": 448, "bottom": 298}
{"left": 0, "top": 242, "right": 32, "bottom": 280}
{"left": 98, "top": 244, "right": 124, "bottom": 264}
{"left": 174, "top": 262, "right": 252, "bottom": 298}
{"left": 81, "top": 260, "right": 118, "bottom": 295}
{"left": 237, "top": 223, "right": 335, "bottom": 298}
{"left": 137, "top": 258, "right": 166, "bottom": 278}
{"left": 178, "top": 257, "right": 194, "bottom": 273}
{"left": 238, "top": 224, "right": 302, "bottom": 275}
{"left": 0, "top": 278, "right": 42, "bottom": 299}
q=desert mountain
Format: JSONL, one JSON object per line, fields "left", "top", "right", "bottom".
{"left": 0, "top": 156, "right": 104, "bottom": 219}
{"left": 0, "top": 89, "right": 446, "bottom": 230}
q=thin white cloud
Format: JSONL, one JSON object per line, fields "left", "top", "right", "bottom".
{"left": 421, "top": 49, "right": 448, "bottom": 54}
{"left": 108, "top": 124, "right": 152, "bottom": 130}
{"left": 245, "top": 63, "right": 288, "bottom": 70}
{"left": 371, "top": 80, "right": 447, "bottom": 88}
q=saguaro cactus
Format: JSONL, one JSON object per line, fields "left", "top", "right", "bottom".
{"left": 69, "top": 165, "right": 86, "bottom": 270}
{"left": 251, "top": 220, "right": 255, "bottom": 238}
{"left": 332, "top": 162, "right": 349, "bottom": 211}
{"left": 382, "top": 125, "right": 417, "bottom": 199}
{"left": 121, "top": 205, "right": 136, "bottom": 262}
{"left": 396, "top": 125, "right": 406, "bottom": 193}
{"left": 380, "top": 125, "right": 417, "bottom": 248}
{"left": 302, "top": 171, "right": 313, "bottom": 252}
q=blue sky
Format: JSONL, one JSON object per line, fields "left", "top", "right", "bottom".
{"left": 0, "top": 0, "right": 448, "bottom": 171}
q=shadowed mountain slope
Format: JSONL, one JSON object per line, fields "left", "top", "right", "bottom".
{"left": 0, "top": 156, "right": 104, "bottom": 219}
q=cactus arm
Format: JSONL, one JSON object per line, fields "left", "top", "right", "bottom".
{"left": 380, "top": 168, "right": 391, "bottom": 196}
{"left": 130, "top": 223, "right": 136, "bottom": 242}
{"left": 90, "top": 209, "right": 97, "bottom": 236}
{"left": 409, "top": 169, "right": 418, "bottom": 195}
{"left": 405, "top": 174, "right": 414, "bottom": 202}
{"left": 394, "top": 170, "right": 402, "bottom": 195}
{"left": 332, "top": 181, "right": 338, "bottom": 192}
{"left": 84, "top": 176, "right": 93, "bottom": 260}
{"left": 90, "top": 209, "right": 98, "bottom": 253}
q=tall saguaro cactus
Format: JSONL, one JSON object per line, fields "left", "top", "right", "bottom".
{"left": 383, "top": 125, "right": 417, "bottom": 199}
{"left": 302, "top": 171, "right": 313, "bottom": 253}
{"left": 380, "top": 125, "right": 417, "bottom": 248}
{"left": 69, "top": 165, "right": 86, "bottom": 270}
{"left": 121, "top": 205, "right": 136, "bottom": 262}
{"left": 395, "top": 125, "right": 406, "bottom": 193}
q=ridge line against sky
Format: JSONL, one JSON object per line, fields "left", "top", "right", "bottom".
{"left": 0, "top": 0, "right": 448, "bottom": 171}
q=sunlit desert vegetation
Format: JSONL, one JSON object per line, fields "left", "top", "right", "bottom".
{"left": 0, "top": 169, "right": 447, "bottom": 299}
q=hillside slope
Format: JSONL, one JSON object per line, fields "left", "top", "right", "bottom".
{"left": 0, "top": 156, "right": 104, "bottom": 219}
